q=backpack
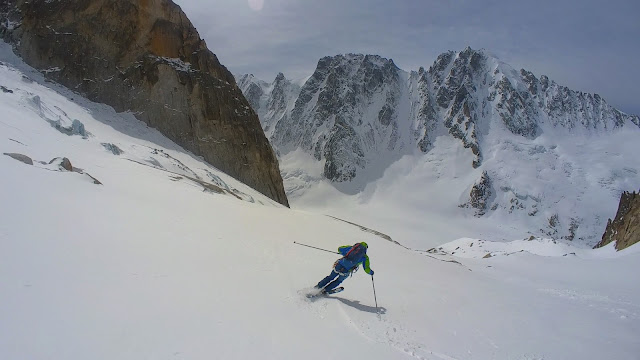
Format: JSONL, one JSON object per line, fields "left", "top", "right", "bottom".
{"left": 343, "top": 243, "right": 366, "bottom": 262}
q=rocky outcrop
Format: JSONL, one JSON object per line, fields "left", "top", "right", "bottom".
{"left": 4, "top": 152, "right": 33, "bottom": 165}
{"left": 1, "top": 0, "right": 288, "bottom": 206}
{"left": 595, "top": 191, "right": 640, "bottom": 251}
{"left": 467, "top": 171, "right": 493, "bottom": 216}
{"left": 49, "top": 157, "right": 73, "bottom": 172}
{"left": 4, "top": 153, "right": 102, "bottom": 184}
{"left": 459, "top": 171, "right": 493, "bottom": 216}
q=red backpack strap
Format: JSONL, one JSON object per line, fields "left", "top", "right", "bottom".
{"left": 344, "top": 243, "right": 363, "bottom": 258}
{"left": 344, "top": 243, "right": 357, "bottom": 257}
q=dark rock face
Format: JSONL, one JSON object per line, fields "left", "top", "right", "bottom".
{"left": 429, "top": 49, "right": 483, "bottom": 167}
{"left": 469, "top": 171, "right": 493, "bottom": 215}
{"left": 1, "top": 0, "right": 288, "bottom": 206}
{"left": 460, "top": 171, "right": 493, "bottom": 216}
{"left": 595, "top": 191, "right": 640, "bottom": 251}
{"left": 411, "top": 67, "right": 437, "bottom": 153}
{"left": 267, "top": 73, "right": 289, "bottom": 116}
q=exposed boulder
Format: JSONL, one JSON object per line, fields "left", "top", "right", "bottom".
{"left": 594, "top": 191, "right": 640, "bottom": 251}
{"left": 49, "top": 157, "right": 73, "bottom": 171}
{"left": 4, "top": 152, "right": 103, "bottom": 184}
{"left": 3, "top": 152, "right": 33, "bottom": 165}
{"left": 1, "top": 0, "right": 288, "bottom": 206}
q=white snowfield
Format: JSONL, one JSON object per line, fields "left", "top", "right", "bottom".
{"left": 1, "top": 43, "right": 639, "bottom": 360}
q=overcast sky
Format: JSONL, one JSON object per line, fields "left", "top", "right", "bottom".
{"left": 175, "top": 0, "right": 639, "bottom": 115}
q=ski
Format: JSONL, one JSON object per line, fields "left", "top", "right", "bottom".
{"left": 324, "top": 286, "right": 344, "bottom": 295}
{"left": 306, "top": 286, "right": 344, "bottom": 298}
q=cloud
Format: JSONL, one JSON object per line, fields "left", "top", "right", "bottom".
{"left": 174, "top": 0, "right": 640, "bottom": 114}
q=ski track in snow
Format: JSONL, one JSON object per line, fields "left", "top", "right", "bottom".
{"left": 337, "top": 300, "right": 477, "bottom": 360}
{"left": 303, "top": 293, "right": 459, "bottom": 360}
{"left": 295, "top": 289, "right": 331, "bottom": 319}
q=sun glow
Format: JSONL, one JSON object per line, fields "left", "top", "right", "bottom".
{"left": 248, "top": 0, "right": 264, "bottom": 11}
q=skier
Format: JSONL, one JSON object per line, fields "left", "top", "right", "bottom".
{"left": 314, "top": 242, "right": 374, "bottom": 295}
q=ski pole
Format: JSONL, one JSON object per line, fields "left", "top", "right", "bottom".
{"left": 293, "top": 241, "right": 340, "bottom": 254}
{"left": 371, "top": 275, "right": 379, "bottom": 312}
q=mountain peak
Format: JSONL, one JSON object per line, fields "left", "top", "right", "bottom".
{"left": 316, "top": 53, "right": 399, "bottom": 72}
{"left": 237, "top": 47, "right": 640, "bottom": 243}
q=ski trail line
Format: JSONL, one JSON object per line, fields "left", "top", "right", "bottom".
{"left": 335, "top": 300, "right": 460, "bottom": 360}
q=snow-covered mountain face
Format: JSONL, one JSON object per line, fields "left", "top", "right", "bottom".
{"left": 237, "top": 72, "right": 301, "bottom": 140}
{"left": 273, "top": 55, "right": 409, "bottom": 184}
{"left": 238, "top": 48, "right": 640, "bottom": 245}
{"left": 239, "top": 55, "right": 411, "bottom": 186}
{"left": 424, "top": 48, "right": 639, "bottom": 168}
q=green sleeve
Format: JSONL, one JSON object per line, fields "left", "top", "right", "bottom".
{"left": 362, "top": 255, "right": 373, "bottom": 275}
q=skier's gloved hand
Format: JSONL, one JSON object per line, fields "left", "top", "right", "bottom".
{"left": 370, "top": 270, "right": 374, "bottom": 275}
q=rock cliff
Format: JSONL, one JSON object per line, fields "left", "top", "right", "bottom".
{"left": 1, "top": 0, "right": 288, "bottom": 206}
{"left": 595, "top": 191, "right": 640, "bottom": 251}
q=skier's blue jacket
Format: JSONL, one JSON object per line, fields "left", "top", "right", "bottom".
{"left": 335, "top": 243, "right": 374, "bottom": 275}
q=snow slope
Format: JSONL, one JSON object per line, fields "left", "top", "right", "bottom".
{"left": 2, "top": 42, "right": 640, "bottom": 360}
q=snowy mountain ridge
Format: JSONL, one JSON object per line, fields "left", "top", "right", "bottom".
{"left": 238, "top": 47, "right": 640, "bottom": 245}
{"left": 237, "top": 72, "right": 301, "bottom": 140}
